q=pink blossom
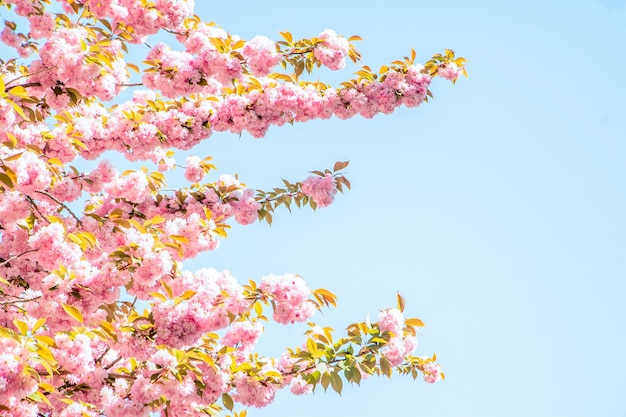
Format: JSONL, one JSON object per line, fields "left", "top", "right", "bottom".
{"left": 242, "top": 35, "right": 281, "bottom": 76}
{"left": 382, "top": 337, "right": 407, "bottom": 366}
{"left": 28, "top": 13, "right": 55, "bottom": 39}
{"left": 0, "top": 25, "right": 20, "bottom": 48}
{"left": 232, "top": 372, "right": 277, "bottom": 408}
{"left": 378, "top": 308, "right": 404, "bottom": 335}
{"left": 104, "top": 170, "right": 150, "bottom": 203}
{"left": 260, "top": 273, "right": 315, "bottom": 324}
{"left": 300, "top": 173, "right": 337, "bottom": 208}
{"left": 289, "top": 375, "right": 313, "bottom": 395}
{"left": 0, "top": 4, "right": 458, "bottom": 412}
{"left": 222, "top": 320, "right": 263, "bottom": 353}
{"left": 184, "top": 155, "right": 204, "bottom": 182}
{"left": 231, "top": 188, "right": 261, "bottom": 225}
{"left": 438, "top": 62, "right": 463, "bottom": 81}
{"left": 423, "top": 362, "right": 443, "bottom": 384}
{"left": 313, "top": 29, "right": 350, "bottom": 70}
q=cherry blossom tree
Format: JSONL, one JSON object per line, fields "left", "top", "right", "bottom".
{"left": 0, "top": 0, "right": 466, "bottom": 415}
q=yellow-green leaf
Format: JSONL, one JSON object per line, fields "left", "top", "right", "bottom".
{"left": 222, "top": 393, "right": 234, "bottom": 411}
{"left": 397, "top": 292, "right": 405, "bottom": 313}
{"left": 405, "top": 318, "right": 425, "bottom": 327}
{"left": 62, "top": 304, "right": 84, "bottom": 323}
{"left": 13, "top": 319, "right": 28, "bottom": 335}
{"left": 149, "top": 292, "right": 168, "bottom": 302}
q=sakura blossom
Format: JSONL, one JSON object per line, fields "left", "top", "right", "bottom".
{"left": 0, "top": 0, "right": 463, "bottom": 413}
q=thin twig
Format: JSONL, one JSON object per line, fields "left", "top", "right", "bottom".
{"left": 104, "top": 355, "right": 123, "bottom": 370}
{"left": 5, "top": 65, "right": 55, "bottom": 87}
{"left": 0, "top": 248, "right": 38, "bottom": 267}
{"left": 0, "top": 296, "right": 42, "bottom": 306}
{"left": 95, "top": 346, "right": 111, "bottom": 365}
{"left": 34, "top": 190, "right": 83, "bottom": 226}
{"left": 26, "top": 195, "right": 51, "bottom": 225}
{"left": 3, "top": 82, "right": 42, "bottom": 92}
{"left": 107, "top": 372, "right": 135, "bottom": 380}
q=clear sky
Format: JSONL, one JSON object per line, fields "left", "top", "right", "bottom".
{"left": 4, "top": 0, "right": 626, "bottom": 416}
{"left": 190, "top": 1, "right": 626, "bottom": 416}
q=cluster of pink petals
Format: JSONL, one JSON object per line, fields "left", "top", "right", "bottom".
{"left": 83, "top": 0, "right": 194, "bottom": 40}
{"left": 260, "top": 273, "right": 316, "bottom": 324}
{"left": 184, "top": 155, "right": 205, "bottom": 182}
{"left": 0, "top": 0, "right": 456, "bottom": 412}
{"left": 28, "top": 28, "right": 129, "bottom": 105}
{"left": 0, "top": 62, "right": 432, "bottom": 166}
{"left": 0, "top": 338, "right": 37, "bottom": 410}
{"left": 289, "top": 375, "right": 314, "bottom": 395}
{"left": 221, "top": 320, "right": 264, "bottom": 354}
{"left": 423, "top": 362, "right": 443, "bottom": 384}
{"left": 232, "top": 371, "right": 277, "bottom": 408}
{"left": 313, "top": 29, "right": 350, "bottom": 70}
{"left": 301, "top": 173, "right": 337, "bottom": 208}
{"left": 378, "top": 307, "right": 405, "bottom": 335}
{"left": 378, "top": 308, "right": 419, "bottom": 366}
{"left": 242, "top": 35, "right": 282, "bottom": 76}
{"left": 438, "top": 62, "right": 463, "bottom": 81}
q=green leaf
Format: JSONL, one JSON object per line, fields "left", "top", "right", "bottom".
{"left": 0, "top": 172, "right": 14, "bottom": 189}
{"left": 330, "top": 372, "right": 343, "bottom": 394}
{"left": 222, "top": 393, "right": 234, "bottom": 411}
{"left": 320, "top": 372, "right": 330, "bottom": 391}
{"left": 379, "top": 355, "right": 392, "bottom": 377}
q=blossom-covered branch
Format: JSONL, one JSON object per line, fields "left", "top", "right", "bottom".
{"left": 0, "top": 0, "right": 465, "bottom": 415}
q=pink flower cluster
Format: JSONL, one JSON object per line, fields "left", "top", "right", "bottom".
{"left": 152, "top": 268, "right": 247, "bottom": 348}
{"left": 0, "top": 338, "right": 37, "bottom": 410}
{"left": 377, "top": 308, "right": 419, "bottom": 366}
{"left": 184, "top": 155, "right": 205, "bottom": 182}
{"left": 423, "top": 362, "right": 443, "bottom": 384}
{"left": 221, "top": 320, "right": 263, "bottom": 354}
{"left": 260, "top": 273, "right": 316, "bottom": 324}
{"left": 230, "top": 188, "right": 262, "bottom": 225}
{"left": 300, "top": 173, "right": 337, "bottom": 208}
{"left": 28, "top": 27, "right": 128, "bottom": 105}
{"left": 232, "top": 371, "right": 277, "bottom": 408}
{"left": 378, "top": 307, "right": 405, "bottom": 335}
{"left": 0, "top": 146, "right": 52, "bottom": 194}
{"left": 289, "top": 375, "right": 313, "bottom": 395}
{"left": 242, "top": 35, "right": 282, "bottom": 76}
{"left": 438, "top": 62, "right": 463, "bottom": 81}
{"left": 83, "top": 0, "right": 194, "bottom": 40}
{"left": 142, "top": 43, "right": 214, "bottom": 98}
{"left": 0, "top": 0, "right": 457, "bottom": 411}
{"left": 313, "top": 29, "right": 350, "bottom": 70}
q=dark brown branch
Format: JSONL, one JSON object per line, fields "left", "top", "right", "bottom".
{"left": 104, "top": 355, "right": 122, "bottom": 370}
{"left": 3, "top": 82, "right": 42, "bottom": 92}
{"left": 0, "top": 295, "right": 42, "bottom": 306}
{"left": 34, "top": 190, "right": 83, "bottom": 226}
{"left": 26, "top": 195, "right": 51, "bottom": 225}
{"left": 0, "top": 248, "right": 38, "bottom": 267}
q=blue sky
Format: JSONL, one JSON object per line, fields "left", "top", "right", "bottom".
{"left": 3, "top": 0, "right": 626, "bottom": 416}
{"left": 193, "top": 1, "right": 626, "bottom": 416}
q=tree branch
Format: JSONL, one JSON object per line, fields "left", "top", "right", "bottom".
{"left": 0, "top": 248, "right": 38, "bottom": 267}
{"left": 26, "top": 195, "right": 51, "bottom": 225}
{"left": 0, "top": 295, "right": 41, "bottom": 306}
{"left": 34, "top": 191, "right": 83, "bottom": 226}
